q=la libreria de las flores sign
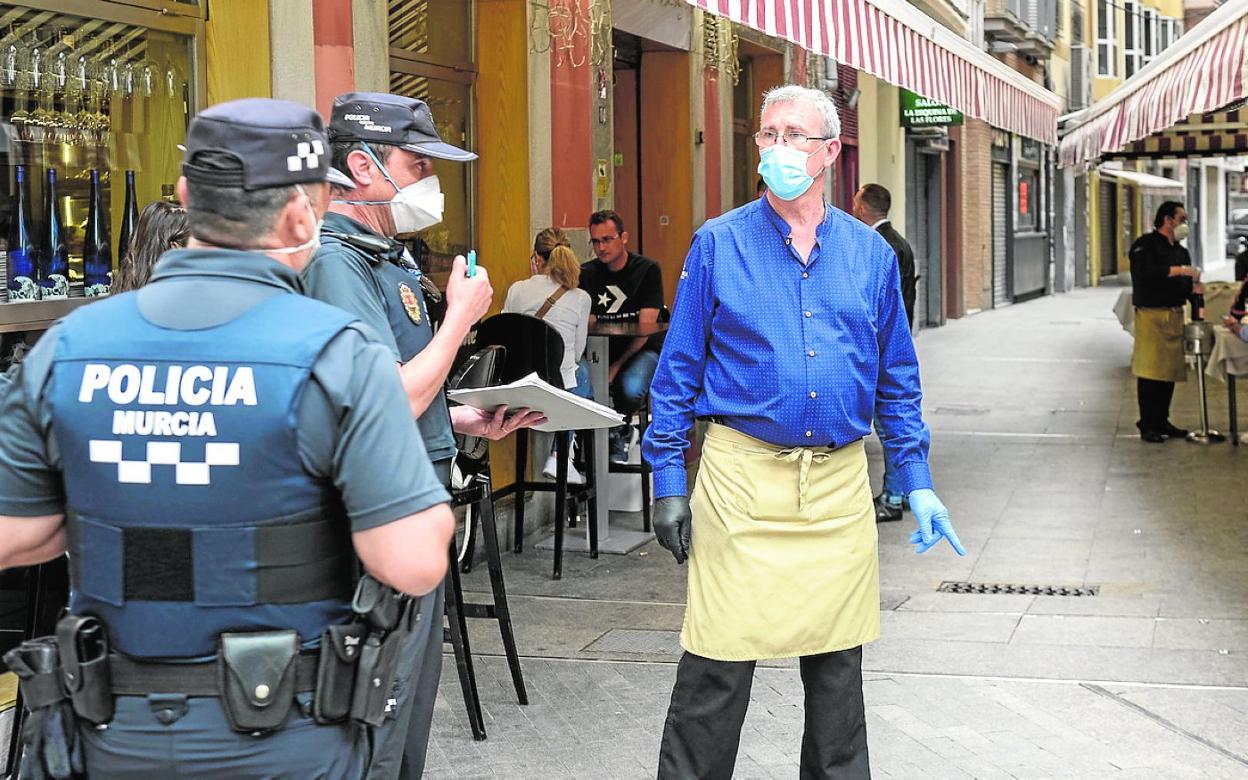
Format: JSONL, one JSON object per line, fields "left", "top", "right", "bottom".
{"left": 900, "top": 90, "right": 963, "bottom": 128}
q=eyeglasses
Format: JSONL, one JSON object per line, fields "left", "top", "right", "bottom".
{"left": 589, "top": 234, "right": 620, "bottom": 246}
{"left": 753, "top": 130, "right": 832, "bottom": 147}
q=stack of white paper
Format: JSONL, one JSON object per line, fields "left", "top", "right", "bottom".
{"left": 447, "top": 373, "right": 625, "bottom": 432}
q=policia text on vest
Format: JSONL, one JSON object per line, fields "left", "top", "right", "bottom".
{"left": 0, "top": 99, "right": 456, "bottom": 777}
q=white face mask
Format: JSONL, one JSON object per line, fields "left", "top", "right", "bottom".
{"left": 389, "top": 174, "right": 444, "bottom": 235}
{"left": 268, "top": 184, "right": 322, "bottom": 257}
{"left": 333, "top": 144, "right": 444, "bottom": 235}
{"left": 1174, "top": 222, "right": 1190, "bottom": 241}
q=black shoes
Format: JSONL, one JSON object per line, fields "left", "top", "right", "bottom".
{"left": 874, "top": 494, "right": 903, "bottom": 523}
{"left": 1162, "top": 422, "right": 1189, "bottom": 438}
{"left": 1137, "top": 421, "right": 1189, "bottom": 442}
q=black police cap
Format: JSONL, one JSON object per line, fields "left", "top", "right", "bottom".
{"left": 328, "top": 92, "right": 477, "bottom": 163}
{"left": 182, "top": 98, "right": 353, "bottom": 191}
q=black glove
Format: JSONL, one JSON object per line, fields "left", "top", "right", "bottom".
{"left": 653, "top": 496, "right": 692, "bottom": 564}
{"left": 4, "top": 638, "right": 84, "bottom": 780}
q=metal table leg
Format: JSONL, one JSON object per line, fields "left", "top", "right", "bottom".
{"left": 1231, "top": 375, "right": 1238, "bottom": 446}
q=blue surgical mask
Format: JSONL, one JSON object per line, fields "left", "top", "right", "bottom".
{"left": 757, "top": 144, "right": 817, "bottom": 201}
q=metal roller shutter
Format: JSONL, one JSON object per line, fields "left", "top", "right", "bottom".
{"left": 992, "top": 163, "right": 1010, "bottom": 307}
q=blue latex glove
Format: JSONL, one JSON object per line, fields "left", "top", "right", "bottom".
{"left": 906, "top": 488, "right": 966, "bottom": 556}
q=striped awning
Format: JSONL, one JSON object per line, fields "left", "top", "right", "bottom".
{"left": 686, "top": 0, "right": 1061, "bottom": 144}
{"left": 1100, "top": 108, "right": 1248, "bottom": 161}
{"left": 1058, "top": 0, "right": 1248, "bottom": 169}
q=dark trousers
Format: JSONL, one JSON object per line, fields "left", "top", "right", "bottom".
{"left": 658, "top": 647, "right": 870, "bottom": 780}
{"left": 367, "top": 458, "right": 453, "bottom": 780}
{"left": 1137, "top": 377, "right": 1176, "bottom": 432}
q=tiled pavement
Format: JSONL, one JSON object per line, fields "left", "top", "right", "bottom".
{"left": 434, "top": 282, "right": 1248, "bottom": 778}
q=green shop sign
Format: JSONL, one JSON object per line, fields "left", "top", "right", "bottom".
{"left": 900, "top": 90, "right": 963, "bottom": 127}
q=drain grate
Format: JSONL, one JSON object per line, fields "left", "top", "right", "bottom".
{"left": 582, "top": 628, "right": 682, "bottom": 655}
{"left": 932, "top": 404, "right": 990, "bottom": 416}
{"left": 938, "top": 581, "right": 1099, "bottom": 597}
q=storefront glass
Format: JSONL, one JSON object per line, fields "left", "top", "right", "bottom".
{"left": 388, "top": 0, "right": 474, "bottom": 278}
{"left": 0, "top": 2, "right": 193, "bottom": 306}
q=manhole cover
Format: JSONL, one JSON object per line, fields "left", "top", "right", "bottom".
{"left": 582, "top": 628, "right": 682, "bottom": 655}
{"left": 938, "top": 581, "right": 1099, "bottom": 597}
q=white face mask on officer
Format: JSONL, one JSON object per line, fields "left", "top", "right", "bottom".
{"left": 334, "top": 144, "right": 445, "bottom": 235}
{"left": 267, "top": 184, "right": 322, "bottom": 259}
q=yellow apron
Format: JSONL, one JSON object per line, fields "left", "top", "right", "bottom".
{"left": 1132, "top": 307, "right": 1187, "bottom": 383}
{"left": 683, "top": 424, "right": 880, "bottom": 661}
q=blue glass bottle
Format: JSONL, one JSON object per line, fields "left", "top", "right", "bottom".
{"left": 39, "top": 168, "right": 69, "bottom": 300}
{"left": 6, "top": 164, "right": 39, "bottom": 301}
{"left": 83, "top": 169, "right": 112, "bottom": 296}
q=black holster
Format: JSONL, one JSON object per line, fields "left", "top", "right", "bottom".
{"left": 2, "top": 637, "right": 84, "bottom": 779}
{"left": 313, "top": 622, "right": 367, "bottom": 724}
{"left": 345, "top": 574, "right": 420, "bottom": 726}
{"left": 54, "top": 615, "right": 113, "bottom": 725}
{"left": 218, "top": 630, "right": 300, "bottom": 734}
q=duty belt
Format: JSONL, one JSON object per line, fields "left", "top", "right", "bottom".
{"left": 107, "top": 651, "right": 320, "bottom": 696}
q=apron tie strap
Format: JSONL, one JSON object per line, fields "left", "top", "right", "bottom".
{"left": 776, "top": 447, "right": 834, "bottom": 512}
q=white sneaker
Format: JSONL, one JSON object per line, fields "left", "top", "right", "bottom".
{"left": 543, "top": 453, "right": 585, "bottom": 485}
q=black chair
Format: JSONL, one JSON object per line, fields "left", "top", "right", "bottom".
{"left": 477, "top": 313, "right": 599, "bottom": 580}
{"left": 441, "top": 346, "right": 527, "bottom": 742}
{"left": 605, "top": 305, "right": 670, "bottom": 533}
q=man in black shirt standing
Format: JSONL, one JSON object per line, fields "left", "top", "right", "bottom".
{"left": 852, "top": 183, "right": 918, "bottom": 522}
{"left": 581, "top": 209, "right": 665, "bottom": 462}
{"left": 1129, "top": 201, "right": 1201, "bottom": 443}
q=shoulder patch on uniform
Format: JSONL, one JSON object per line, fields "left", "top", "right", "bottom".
{"left": 398, "top": 283, "right": 422, "bottom": 325}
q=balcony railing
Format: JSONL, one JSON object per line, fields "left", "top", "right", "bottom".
{"left": 984, "top": 0, "right": 1058, "bottom": 58}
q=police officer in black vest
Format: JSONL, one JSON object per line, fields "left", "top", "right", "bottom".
{"left": 0, "top": 99, "right": 456, "bottom": 778}
{"left": 303, "top": 92, "right": 544, "bottom": 778}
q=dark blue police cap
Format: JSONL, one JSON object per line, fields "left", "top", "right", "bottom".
{"left": 328, "top": 92, "right": 477, "bottom": 163}
{"left": 182, "top": 98, "right": 353, "bottom": 191}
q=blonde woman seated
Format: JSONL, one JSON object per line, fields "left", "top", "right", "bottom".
{"left": 503, "top": 227, "right": 593, "bottom": 482}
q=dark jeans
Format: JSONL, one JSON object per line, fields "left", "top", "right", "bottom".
{"left": 658, "top": 648, "right": 870, "bottom": 780}
{"left": 1137, "top": 377, "right": 1176, "bottom": 433}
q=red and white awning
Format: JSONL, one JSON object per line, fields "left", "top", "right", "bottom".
{"left": 686, "top": 0, "right": 1061, "bottom": 144}
{"left": 1059, "top": 0, "right": 1248, "bottom": 169}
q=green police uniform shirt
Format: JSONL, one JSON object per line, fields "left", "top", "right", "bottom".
{"left": 303, "top": 212, "right": 457, "bottom": 464}
{"left": 0, "top": 248, "right": 449, "bottom": 528}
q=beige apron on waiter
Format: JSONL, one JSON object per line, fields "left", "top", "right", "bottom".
{"left": 683, "top": 423, "right": 880, "bottom": 662}
{"left": 1132, "top": 307, "right": 1187, "bottom": 383}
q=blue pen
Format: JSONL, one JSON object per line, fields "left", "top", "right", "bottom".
{"left": 467, "top": 250, "right": 477, "bottom": 278}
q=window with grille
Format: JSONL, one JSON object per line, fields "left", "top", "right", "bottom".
{"left": 1096, "top": 0, "right": 1116, "bottom": 77}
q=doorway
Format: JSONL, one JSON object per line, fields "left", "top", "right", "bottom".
{"left": 907, "top": 140, "right": 945, "bottom": 328}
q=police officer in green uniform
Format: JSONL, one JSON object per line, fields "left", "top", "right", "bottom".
{"left": 0, "top": 99, "right": 457, "bottom": 778}
{"left": 303, "top": 92, "right": 543, "bottom": 779}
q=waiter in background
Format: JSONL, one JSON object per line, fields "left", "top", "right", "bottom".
{"left": 1129, "top": 201, "right": 1199, "bottom": 444}
{"left": 852, "top": 183, "right": 917, "bottom": 524}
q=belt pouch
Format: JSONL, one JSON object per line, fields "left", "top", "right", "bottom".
{"left": 218, "top": 630, "right": 299, "bottom": 733}
{"left": 349, "top": 630, "right": 404, "bottom": 727}
{"left": 313, "top": 622, "right": 366, "bottom": 724}
{"left": 55, "top": 615, "right": 113, "bottom": 724}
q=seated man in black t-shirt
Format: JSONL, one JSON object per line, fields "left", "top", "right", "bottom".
{"left": 581, "top": 210, "right": 665, "bottom": 462}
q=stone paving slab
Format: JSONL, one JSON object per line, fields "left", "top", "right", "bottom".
{"left": 425, "top": 655, "right": 1248, "bottom": 779}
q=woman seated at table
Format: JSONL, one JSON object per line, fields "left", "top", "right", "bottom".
{"left": 503, "top": 227, "right": 593, "bottom": 480}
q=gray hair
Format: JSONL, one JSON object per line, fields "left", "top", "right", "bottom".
{"left": 760, "top": 85, "right": 841, "bottom": 140}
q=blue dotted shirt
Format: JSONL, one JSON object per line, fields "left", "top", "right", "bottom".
{"left": 641, "top": 196, "right": 933, "bottom": 499}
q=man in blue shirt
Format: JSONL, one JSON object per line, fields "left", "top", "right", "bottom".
{"left": 642, "top": 85, "right": 965, "bottom": 779}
